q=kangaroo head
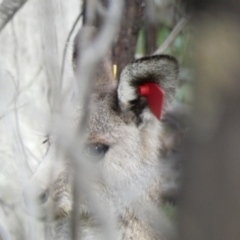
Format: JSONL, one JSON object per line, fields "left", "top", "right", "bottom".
{"left": 22, "top": 27, "right": 179, "bottom": 222}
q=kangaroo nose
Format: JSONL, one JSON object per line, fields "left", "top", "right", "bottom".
{"left": 22, "top": 186, "right": 49, "bottom": 207}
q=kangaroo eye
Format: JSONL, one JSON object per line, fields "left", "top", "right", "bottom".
{"left": 85, "top": 144, "right": 109, "bottom": 160}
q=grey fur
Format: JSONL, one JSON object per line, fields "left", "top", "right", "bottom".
{"left": 23, "top": 30, "right": 179, "bottom": 239}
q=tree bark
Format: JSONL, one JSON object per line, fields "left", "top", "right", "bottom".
{"left": 144, "top": 19, "right": 157, "bottom": 55}
{"left": 111, "top": 0, "right": 144, "bottom": 79}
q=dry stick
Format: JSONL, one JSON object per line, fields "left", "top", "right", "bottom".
{"left": 70, "top": 0, "right": 124, "bottom": 239}
{"left": 0, "top": 0, "right": 27, "bottom": 32}
{"left": 153, "top": 17, "right": 187, "bottom": 55}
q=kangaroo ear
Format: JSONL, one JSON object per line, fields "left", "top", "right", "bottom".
{"left": 117, "top": 55, "right": 179, "bottom": 125}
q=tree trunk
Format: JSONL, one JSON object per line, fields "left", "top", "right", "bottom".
{"left": 111, "top": 0, "right": 144, "bottom": 79}
{"left": 178, "top": 1, "right": 240, "bottom": 240}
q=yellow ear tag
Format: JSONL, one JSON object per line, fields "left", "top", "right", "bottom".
{"left": 113, "top": 64, "right": 117, "bottom": 80}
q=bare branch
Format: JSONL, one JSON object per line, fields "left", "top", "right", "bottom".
{"left": 0, "top": 0, "right": 27, "bottom": 33}
{"left": 70, "top": 0, "right": 124, "bottom": 239}
{"left": 60, "top": 11, "right": 82, "bottom": 93}
{"left": 154, "top": 17, "right": 187, "bottom": 55}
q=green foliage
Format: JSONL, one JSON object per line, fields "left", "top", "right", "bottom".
{"left": 135, "top": 29, "right": 145, "bottom": 56}
{"left": 136, "top": 26, "right": 191, "bottom": 64}
{"left": 157, "top": 27, "right": 191, "bottom": 65}
{"left": 157, "top": 27, "right": 171, "bottom": 47}
{"left": 162, "top": 202, "right": 177, "bottom": 220}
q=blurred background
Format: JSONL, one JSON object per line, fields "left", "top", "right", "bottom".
{"left": 2, "top": 0, "right": 240, "bottom": 239}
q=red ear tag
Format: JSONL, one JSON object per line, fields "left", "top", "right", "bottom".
{"left": 138, "top": 83, "right": 164, "bottom": 120}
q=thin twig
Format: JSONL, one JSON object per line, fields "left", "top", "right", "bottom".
{"left": 153, "top": 17, "right": 187, "bottom": 55}
{"left": 60, "top": 12, "right": 83, "bottom": 91}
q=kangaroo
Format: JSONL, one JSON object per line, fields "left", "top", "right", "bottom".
{"left": 22, "top": 27, "right": 179, "bottom": 240}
